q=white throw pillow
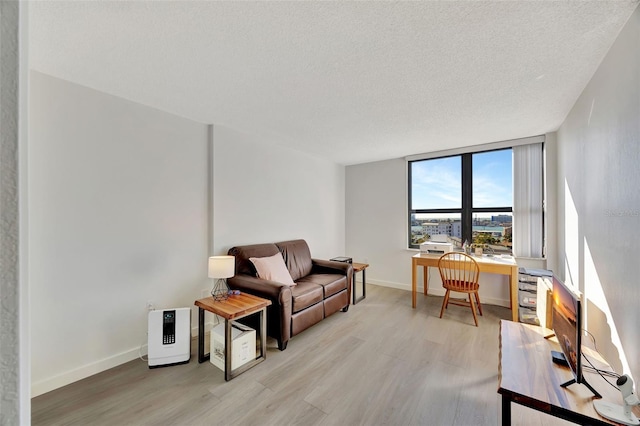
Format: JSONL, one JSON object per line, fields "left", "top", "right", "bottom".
{"left": 249, "top": 253, "right": 296, "bottom": 286}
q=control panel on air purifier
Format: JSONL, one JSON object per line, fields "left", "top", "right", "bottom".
{"left": 162, "top": 310, "right": 176, "bottom": 345}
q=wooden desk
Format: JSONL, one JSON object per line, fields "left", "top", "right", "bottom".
{"left": 352, "top": 262, "right": 369, "bottom": 305}
{"left": 195, "top": 293, "right": 271, "bottom": 381}
{"left": 498, "top": 320, "right": 639, "bottom": 425}
{"left": 411, "top": 252, "right": 519, "bottom": 321}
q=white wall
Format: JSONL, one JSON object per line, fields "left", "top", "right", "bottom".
{"left": 556, "top": 6, "right": 639, "bottom": 380}
{"left": 344, "top": 157, "right": 540, "bottom": 307}
{"left": 29, "top": 72, "right": 209, "bottom": 396}
{"left": 345, "top": 159, "right": 413, "bottom": 288}
{"left": 212, "top": 125, "right": 345, "bottom": 258}
{"left": 543, "top": 132, "right": 559, "bottom": 273}
{"left": 1, "top": 1, "right": 28, "bottom": 422}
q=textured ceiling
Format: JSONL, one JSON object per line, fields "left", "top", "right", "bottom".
{"left": 29, "top": 1, "right": 638, "bottom": 165}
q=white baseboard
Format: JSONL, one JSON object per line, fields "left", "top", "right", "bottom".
{"left": 32, "top": 321, "right": 216, "bottom": 398}
{"left": 31, "top": 346, "right": 143, "bottom": 398}
{"left": 367, "top": 280, "right": 511, "bottom": 308}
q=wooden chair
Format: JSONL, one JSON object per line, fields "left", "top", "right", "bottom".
{"left": 438, "top": 252, "right": 482, "bottom": 326}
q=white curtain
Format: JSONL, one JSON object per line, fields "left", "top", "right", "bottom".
{"left": 513, "top": 143, "right": 543, "bottom": 258}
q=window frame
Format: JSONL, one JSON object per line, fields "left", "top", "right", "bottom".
{"left": 408, "top": 148, "right": 513, "bottom": 249}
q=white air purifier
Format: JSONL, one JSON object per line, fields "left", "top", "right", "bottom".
{"left": 148, "top": 307, "right": 191, "bottom": 368}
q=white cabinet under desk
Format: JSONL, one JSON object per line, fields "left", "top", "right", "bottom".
{"left": 517, "top": 267, "right": 553, "bottom": 326}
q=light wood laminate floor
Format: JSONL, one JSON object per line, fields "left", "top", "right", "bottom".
{"left": 32, "top": 285, "right": 573, "bottom": 425}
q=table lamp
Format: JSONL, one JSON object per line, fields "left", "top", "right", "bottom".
{"left": 208, "top": 255, "right": 235, "bottom": 301}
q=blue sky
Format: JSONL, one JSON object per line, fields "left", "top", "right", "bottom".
{"left": 411, "top": 149, "right": 512, "bottom": 210}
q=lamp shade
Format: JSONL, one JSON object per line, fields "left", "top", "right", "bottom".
{"left": 208, "top": 255, "right": 235, "bottom": 279}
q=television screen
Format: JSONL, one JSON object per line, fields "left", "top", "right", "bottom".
{"left": 551, "top": 274, "right": 582, "bottom": 383}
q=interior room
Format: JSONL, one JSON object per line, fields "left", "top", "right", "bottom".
{"left": 1, "top": 1, "right": 639, "bottom": 424}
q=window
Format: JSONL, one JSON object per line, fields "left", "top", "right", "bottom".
{"left": 408, "top": 148, "right": 513, "bottom": 254}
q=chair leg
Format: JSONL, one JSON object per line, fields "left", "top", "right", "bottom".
{"left": 474, "top": 291, "right": 483, "bottom": 316}
{"left": 439, "top": 290, "right": 450, "bottom": 318}
{"left": 469, "top": 294, "right": 479, "bottom": 327}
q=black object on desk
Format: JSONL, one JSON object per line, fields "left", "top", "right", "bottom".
{"left": 551, "top": 350, "right": 569, "bottom": 366}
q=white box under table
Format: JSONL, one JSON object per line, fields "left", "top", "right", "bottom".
{"left": 195, "top": 293, "right": 271, "bottom": 381}
{"left": 210, "top": 322, "right": 256, "bottom": 371}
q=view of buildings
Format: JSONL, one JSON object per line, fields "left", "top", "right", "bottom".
{"left": 411, "top": 214, "right": 513, "bottom": 254}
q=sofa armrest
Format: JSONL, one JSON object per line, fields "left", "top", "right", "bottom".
{"left": 227, "top": 275, "right": 291, "bottom": 300}
{"left": 311, "top": 258, "right": 353, "bottom": 276}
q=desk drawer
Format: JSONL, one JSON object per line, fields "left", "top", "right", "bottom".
{"left": 518, "top": 306, "right": 539, "bottom": 325}
{"left": 519, "top": 291, "right": 537, "bottom": 308}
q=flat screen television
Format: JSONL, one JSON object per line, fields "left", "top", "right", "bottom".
{"left": 551, "top": 274, "right": 601, "bottom": 398}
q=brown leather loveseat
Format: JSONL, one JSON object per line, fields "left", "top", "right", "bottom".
{"left": 227, "top": 239, "right": 352, "bottom": 350}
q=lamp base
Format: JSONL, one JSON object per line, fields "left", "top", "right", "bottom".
{"left": 594, "top": 401, "right": 639, "bottom": 426}
{"left": 211, "top": 278, "right": 229, "bottom": 301}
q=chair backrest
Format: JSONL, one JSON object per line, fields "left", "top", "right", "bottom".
{"left": 438, "top": 252, "right": 480, "bottom": 292}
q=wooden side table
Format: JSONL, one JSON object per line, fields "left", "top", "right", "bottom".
{"left": 194, "top": 293, "right": 271, "bottom": 381}
{"left": 352, "top": 262, "right": 369, "bottom": 304}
